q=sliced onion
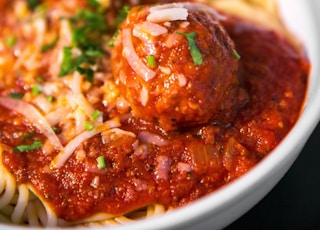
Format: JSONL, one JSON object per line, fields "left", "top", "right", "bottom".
{"left": 122, "top": 28, "right": 156, "bottom": 82}
{"left": 0, "top": 97, "right": 63, "bottom": 150}
{"left": 138, "top": 131, "right": 169, "bottom": 146}
{"left": 155, "top": 155, "right": 171, "bottom": 180}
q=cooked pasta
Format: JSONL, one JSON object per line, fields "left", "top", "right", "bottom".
{"left": 0, "top": 0, "right": 309, "bottom": 227}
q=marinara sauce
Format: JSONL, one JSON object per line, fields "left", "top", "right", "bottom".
{"left": 1, "top": 14, "right": 309, "bottom": 222}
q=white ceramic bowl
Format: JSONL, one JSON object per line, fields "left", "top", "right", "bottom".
{"left": 1, "top": 0, "right": 320, "bottom": 229}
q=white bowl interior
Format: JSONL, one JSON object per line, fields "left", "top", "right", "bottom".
{"left": 1, "top": 1, "right": 320, "bottom": 230}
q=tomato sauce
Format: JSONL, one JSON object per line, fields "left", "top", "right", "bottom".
{"left": 0, "top": 16, "right": 309, "bottom": 221}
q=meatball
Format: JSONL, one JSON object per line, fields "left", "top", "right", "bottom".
{"left": 111, "top": 3, "right": 248, "bottom": 131}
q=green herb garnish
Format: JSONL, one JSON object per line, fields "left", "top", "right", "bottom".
{"left": 58, "top": 5, "right": 108, "bottom": 82}
{"left": 41, "top": 36, "right": 59, "bottom": 53}
{"left": 13, "top": 140, "right": 43, "bottom": 152}
{"left": 9, "top": 92, "right": 24, "bottom": 99}
{"left": 147, "top": 55, "right": 156, "bottom": 68}
{"left": 59, "top": 47, "right": 89, "bottom": 77}
{"left": 85, "top": 121, "right": 94, "bottom": 131}
{"left": 71, "top": 9, "right": 107, "bottom": 48}
{"left": 52, "top": 126, "right": 62, "bottom": 134}
{"left": 36, "top": 76, "right": 45, "bottom": 82}
{"left": 108, "top": 29, "right": 119, "bottom": 48}
{"left": 32, "top": 84, "right": 41, "bottom": 95}
{"left": 176, "top": 31, "right": 203, "bottom": 66}
{"left": 59, "top": 47, "right": 73, "bottom": 76}
{"left": 96, "top": 155, "right": 106, "bottom": 170}
{"left": 114, "top": 6, "right": 130, "bottom": 27}
{"left": 5, "top": 36, "right": 16, "bottom": 48}
{"left": 84, "top": 47, "right": 104, "bottom": 58}
{"left": 47, "top": 95, "right": 54, "bottom": 102}
{"left": 22, "top": 132, "right": 35, "bottom": 140}
{"left": 77, "top": 66, "right": 94, "bottom": 83}
{"left": 87, "top": 0, "right": 100, "bottom": 8}
{"left": 232, "top": 49, "right": 241, "bottom": 60}
{"left": 27, "top": 0, "right": 40, "bottom": 11}
{"left": 59, "top": 46, "right": 96, "bottom": 82}
{"left": 91, "top": 110, "right": 101, "bottom": 120}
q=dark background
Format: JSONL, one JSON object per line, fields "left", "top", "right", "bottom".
{"left": 225, "top": 121, "right": 320, "bottom": 230}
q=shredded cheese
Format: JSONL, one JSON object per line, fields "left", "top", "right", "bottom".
{"left": 122, "top": 28, "right": 156, "bottom": 81}
{"left": 133, "top": 22, "right": 168, "bottom": 37}
{"left": 147, "top": 8, "right": 188, "bottom": 23}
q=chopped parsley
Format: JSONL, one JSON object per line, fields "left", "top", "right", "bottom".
{"left": 13, "top": 140, "right": 43, "bottom": 152}
{"left": 87, "top": 0, "right": 100, "bottom": 8}
{"left": 22, "top": 132, "right": 35, "bottom": 140}
{"left": 85, "top": 121, "right": 94, "bottom": 131}
{"left": 59, "top": 3, "right": 109, "bottom": 82}
{"left": 176, "top": 32, "right": 203, "bottom": 66}
{"left": 9, "top": 92, "right": 24, "bottom": 99}
{"left": 59, "top": 47, "right": 74, "bottom": 76}
{"left": 41, "top": 36, "right": 59, "bottom": 53}
{"left": 91, "top": 110, "right": 101, "bottom": 120}
{"left": 84, "top": 110, "right": 100, "bottom": 131}
{"left": 96, "top": 155, "right": 106, "bottom": 170}
{"left": 52, "top": 126, "right": 62, "bottom": 134}
{"left": 5, "top": 36, "right": 16, "bottom": 48}
{"left": 108, "top": 29, "right": 119, "bottom": 48}
{"left": 31, "top": 84, "right": 41, "bottom": 95}
{"left": 27, "top": 0, "right": 40, "bottom": 11}
{"left": 47, "top": 95, "right": 55, "bottom": 102}
{"left": 232, "top": 49, "right": 241, "bottom": 60}
{"left": 71, "top": 9, "right": 107, "bottom": 47}
{"left": 147, "top": 55, "right": 156, "bottom": 68}
{"left": 114, "top": 6, "right": 130, "bottom": 27}
{"left": 77, "top": 66, "right": 94, "bottom": 83}
{"left": 36, "top": 76, "right": 45, "bottom": 83}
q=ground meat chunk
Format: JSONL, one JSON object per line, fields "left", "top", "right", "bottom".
{"left": 112, "top": 3, "right": 248, "bottom": 131}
